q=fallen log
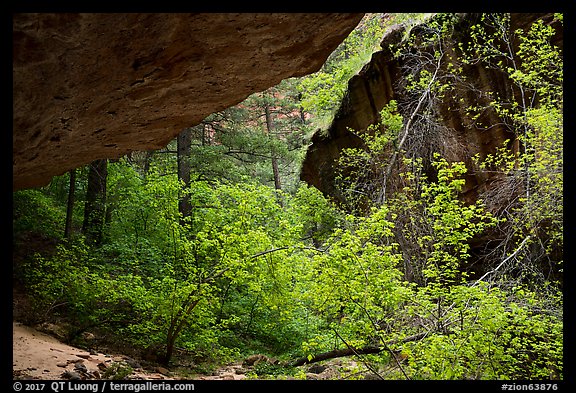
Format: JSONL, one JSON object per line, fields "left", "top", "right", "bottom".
{"left": 290, "top": 332, "right": 428, "bottom": 367}
{"left": 291, "top": 346, "right": 382, "bottom": 367}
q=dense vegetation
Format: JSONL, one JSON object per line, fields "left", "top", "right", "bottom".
{"left": 13, "top": 13, "right": 562, "bottom": 380}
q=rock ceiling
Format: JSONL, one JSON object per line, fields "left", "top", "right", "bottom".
{"left": 13, "top": 13, "right": 364, "bottom": 190}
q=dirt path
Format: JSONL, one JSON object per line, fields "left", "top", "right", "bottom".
{"left": 12, "top": 321, "right": 177, "bottom": 380}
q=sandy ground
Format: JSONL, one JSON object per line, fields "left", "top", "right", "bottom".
{"left": 12, "top": 320, "right": 353, "bottom": 381}
{"left": 12, "top": 321, "right": 174, "bottom": 380}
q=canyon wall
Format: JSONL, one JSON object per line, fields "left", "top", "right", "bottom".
{"left": 300, "top": 13, "right": 562, "bottom": 207}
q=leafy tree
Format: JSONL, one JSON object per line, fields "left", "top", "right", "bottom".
{"left": 296, "top": 152, "right": 561, "bottom": 379}
{"left": 11, "top": 13, "right": 562, "bottom": 381}
{"left": 13, "top": 189, "right": 67, "bottom": 240}
{"left": 169, "top": 79, "right": 308, "bottom": 194}
{"left": 461, "top": 13, "right": 563, "bottom": 288}
{"left": 321, "top": 13, "right": 562, "bottom": 380}
{"left": 298, "top": 14, "right": 387, "bottom": 127}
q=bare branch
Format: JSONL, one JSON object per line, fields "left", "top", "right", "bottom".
{"left": 472, "top": 235, "right": 531, "bottom": 286}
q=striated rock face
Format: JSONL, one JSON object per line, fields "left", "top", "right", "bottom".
{"left": 13, "top": 13, "right": 364, "bottom": 190}
{"left": 300, "top": 13, "right": 562, "bottom": 207}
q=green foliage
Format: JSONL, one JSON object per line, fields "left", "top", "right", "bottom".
{"left": 289, "top": 184, "right": 344, "bottom": 244}
{"left": 101, "top": 362, "right": 134, "bottom": 380}
{"left": 464, "top": 13, "right": 563, "bottom": 287}
{"left": 298, "top": 14, "right": 389, "bottom": 126}
{"left": 461, "top": 13, "right": 563, "bottom": 127}
{"left": 418, "top": 156, "right": 499, "bottom": 288}
{"left": 17, "top": 239, "right": 92, "bottom": 321}
{"left": 247, "top": 362, "right": 300, "bottom": 379}
{"left": 412, "top": 159, "right": 558, "bottom": 379}
{"left": 298, "top": 70, "right": 348, "bottom": 116}
{"left": 403, "top": 284, "right": 562, "bottom": 379}
{"left": 521, "top": 106, "right": 563, "bottom": 240}
{"left": 12, "top": 13, "right": 562, "bottom": 381}
{"left": 297, "top": 205, "right": 410, "bottom": 356}
{"left": 299, "top": 13, "right": 433, "bottom": 127}
{"left": 375, "top": 100, "right": 403, "bottom": 136}
{"left": 13, "top": 189, "right": 67, "bottom": 239}
{"left": 181, "top": 79, "right": 308, "bottom": 193}
{"left": 335, "top": 100, "right": 404, "bottom": 210}
{"left": 393, "top": 13, "right": 460, "bottom": 93}
{"left": 511, "top": 18, "right": 563, "bottom": 106}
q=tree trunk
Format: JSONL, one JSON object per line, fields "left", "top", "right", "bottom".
{"left": 162, "top": 268, "right": 229, "bottom": 365}
{"left": 264, "top": 104, "right": 282, "bottom": 191}
{"left": 143, "top": 150, "right": 154, "bottom": 175}
{"left": 163, "top": 297, "right": 201, "bottom": 365}
{"left": 177, "top": 128, "right": 192, "bottom": 226}
{"left": 64, "top": 169, "right": 76, "bottom": 238}
{"left": 82, "top": 159, "right": 108, "bottom": 246}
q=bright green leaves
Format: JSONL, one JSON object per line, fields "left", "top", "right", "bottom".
{"left": 334, "top": 100, "right": 407, "bottom": 211}
{"left": 405, "top": 158, "right": 497, "bottom": 313}
{"left": 421, "top": 157, "right": 497, "bottom": 251}
{"left": 13, "top": 12, "right": 563, "bottom": 379}
{"left": 13, "top": 188, "right": 69, "bottom": 239}
{"left": 401, "top": 282, "right": 563, "bottom": 380}
{"left": 290, "top": 184, "right": 343, "bottom": 244}
{"left": 405, "top": 68, "right": 449, "bottom": 99}
{"left": 512, "top": 18, "right": 563, "bottom": 106}
{"left": 463, "top": 13, "right": 563, "bottom": 289}
{"left": 364, "top": 100, "right": 403, "bottom": 152}
{"left": 326, "top": 148, "right": 560, "bottom": 379}
{"left": 298, "top": 204, "right": 409, "bottom": 356}
{"left": 395, "top": 13, "right": 458, "bottom": 106}
{"left": 463, "top": 14, "right": 513, "bottom": 67}
{"left": 462, "top": 13, "right": 563, "bottom": 126}
{"left": 18, "top": 241, "right": 92, "bottom": 319}
{"left": 298, "top": 14, "right": 388, "bottom": 126}
{"left": 377, "top": 100, "right": 403, "bottom": 136}
{"left": 298, "top": 70, "right": 349, "bottom": 117}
